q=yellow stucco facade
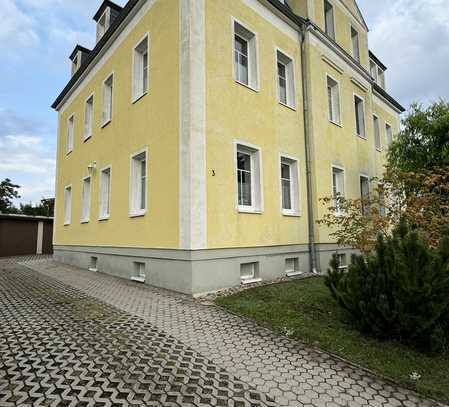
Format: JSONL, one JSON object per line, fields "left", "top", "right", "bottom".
{"left": 52, "top": 0, "right": 403, "bottom": 294}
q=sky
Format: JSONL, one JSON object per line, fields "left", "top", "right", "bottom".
{"left": 0, "top": 0, "right": 448, "bottom": 206}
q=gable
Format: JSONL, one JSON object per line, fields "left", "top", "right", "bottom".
{"left": 340, "top": 0, "right": 368, "bottom": 31}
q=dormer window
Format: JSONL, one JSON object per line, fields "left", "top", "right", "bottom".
{"left": 71, "top": 54, "right": 80, "bottom": 76}
{"left": 94, "top": 1, "right": 123, "bottom": 44}
{"left": 69, "top": 45, "right": 91, "bottom": 77}
{"left": 369, "top": 53, "right": 387, "bottom": 89}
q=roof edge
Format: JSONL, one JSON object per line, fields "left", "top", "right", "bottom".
{"left": 373, "top": 83, "right": 405, "bottom": 113}
{"left": 369, "top": 50, "right": 387, "bottom": 71}
{"left": 93, "top": 0, "right": 123, "bottom": 22}
{"left": 69, "top": 45, "right": 92, "bottom": 61}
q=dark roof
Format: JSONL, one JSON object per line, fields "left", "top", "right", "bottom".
{"left": 69, "top": 45, "right": 92, "bottom": 61}
{"left": 369, "top": 50, "right": 387, "bottom": 71}
{"left": 373, "top": 83, "right": 405, "bottom": 112}
{"left": 93, "top": 0, "right": 123, "bottom": 22}
{"left": 0, "top": 214, "right": 53, "bottom": 222}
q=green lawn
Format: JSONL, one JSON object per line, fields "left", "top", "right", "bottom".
{"left": 216, "top": 277, "right": 449, "bottom": 404}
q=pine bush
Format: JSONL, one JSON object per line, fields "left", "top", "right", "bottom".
{"left": 325, "top": 219, "right": 449, "bottom": 352}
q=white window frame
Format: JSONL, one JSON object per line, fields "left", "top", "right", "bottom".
{"left": 279, "top": 154, "right": 300, "bottom": 216}
{"left": 96, "top": 8, "right": 111, "bottom": 43}
{"left": 385, "top": 122, "right": 393, "bottom": 147}
{"left": 64, "top": 185, "right": 72, "bottom": 226}
{"left": 353, "top": 93, "right": 366, "bottom": 138}
{"left": 373, "top": 114, "right": 382, "bottom": 151}
{"left": 324, "top": 0, "right": 336, "bottom": 40}
{"left": 84, "top": 93, "right": 94, "bottom": 140}
{"left": 234, "top": 141, "right": 263, "bottom": 214}
{"left": 132, "top": 33, "right": 150, "bottom": 103}
{"left": 66, "top": 114, "right": 74, "bottom": 154}
{"left": 275, "top": 48, "right": 296, "bottom": 109}
{"left": 102, "top": 73, "right": 114, "bottom": 127}
{"left": 360, "top": 174, "right": 370, "bottom": 215}
{"left": 351, "top": 26, "right": 360, "bottom": 62}
{"left": 232, "top": 18, "right": 259, "bottom": 91}
{"left": 99, "top": 165, "right": 112, "bottom": 221}
{"left": 129, "top": 148, "right": 148, "bottom": 217}
{"left": 331, "top": 164, "right": 345, "bottom": 216}
{"left": 326, "top": 74, "right": 341, "bottom": 125}
{"left": 81, "top": 176, "right": 91, "bottom": 223}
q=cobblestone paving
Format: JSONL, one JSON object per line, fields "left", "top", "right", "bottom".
{"left": 18, "top": 258, "right": 445, "bottom": 407}
{"left": 0, "top": 260, "right": 277, "bottom": 406}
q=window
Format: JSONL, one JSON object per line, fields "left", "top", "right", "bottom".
{"left": 327, "top": 75, "right": 341, "bottom": 124}
{"left": 324, "top": 0, "right": 335, "bottom": 39}
{"left": 133, "top": 35, "right": 149, "bottom": 101}
{"left": 360, "top": 175, "right": 370, "bottom": 215}
{"left": 99, "top": 167, "right": 111, "bottom": 220}
{"left": 240, "top": 262, "right": 260, "bottom": 284}
{"left": 84, "top": 95, "right": 94, "bottom": 140}
{"left": 130, "top": 150, "right": 147, "bottom": 216}
{"left": 379, "top": 183, "right": 386, "bottom": 217}
{"left": 71, "top": 54, "right": 80, "bottom": 76}
{"left": 89, "top": 256, "right": 98, "bottom": 272}
{"left": 385, "top": 123, "right": 393, "bottom": 146}
{"left": 332, "top": 166, "right": 345, "bottom": 214}
{"left": 354, "top": 95, "right": 365, "bottom": 138}
{"left": 276, "top": 50, "right": 295, "bottom": 108}
{"left": 131, "top": 262, "right": 146, "bottom": 283}
{"left": 285, "top": 258, "right": 301, "bottom": 276}
{"left": 280, "top": 156, "right": 299, "bottom": 215}
{"left": 351, "top": 27, "right": 360, "bottom": 62}
{"left": 81, "top": 177, "right": 91, "bottom": 223}
{"left": 337, "top": 253, "right": 348, "bottom": 270}
{"left": 96, "top": 9, "right": 110, "bottom": 43}
{"left": 370, "top": 60, "right": 378, "bottom": 82}
{"left": 66, "top": 115, "right": 74, "bottom": 154}
{"left": 233, "top": 21, "right": 258, "bottom": 89}
{"left": 64, "top": 185, "right": 72, "bottom": 225}
{"left": 373, "top": 115, "right": 381, "bottom": 150}
{"left": 377, "top": 68, "right": 385, "bottom": 89}
{"left": 236, "top": 143, "right": 262, "bottom": 212}
{"left": 102, "top": 74, "right": 113, "bottom": 126}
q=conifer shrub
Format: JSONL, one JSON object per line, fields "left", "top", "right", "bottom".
{"left": 325, "top": 220, "right": 449, "bottom": 352}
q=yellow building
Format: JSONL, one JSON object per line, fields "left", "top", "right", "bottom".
{"left": 52, "top": 0, "right": 404, "bottom": 295}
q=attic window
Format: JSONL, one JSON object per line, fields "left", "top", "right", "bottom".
{"left": 71, "top": 53, "right": 80, "bottom": 76}
{"left": 96, "top": 9, "right": 110, "bottom": 43}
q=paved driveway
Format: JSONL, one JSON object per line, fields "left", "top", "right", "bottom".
{"left": 0, "top": 257, "right": 443, "bottom": 407}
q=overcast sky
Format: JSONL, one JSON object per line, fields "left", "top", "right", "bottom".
{"left": 0, "top": 0, "right": 448, "bottom": 205}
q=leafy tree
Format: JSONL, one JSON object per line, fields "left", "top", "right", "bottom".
{"left": 326, "top": 219, "right": 449, "bottom": 352}
{"left": 20, "top": 198, "right": 55, "bottom": 217}
{"left": 0, "top": 178, "right": 20, "bottom": 213}
{"left": 388, "top": 101, "right": 449, "bottom": 174}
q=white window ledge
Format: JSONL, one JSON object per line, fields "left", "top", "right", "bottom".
{"left": 287, "top": 271, "right": 303, "bottom": 277}
{"left": 131, "top": 276, "right": 146, "bottom": 283}
{"left": 357, "top": 134, "right": 367, "bottom": 140}
{"left": 132, "top": 91, "right": 148, "bottom": 104}
{"left": 329, "top": 120, "right": 342, "bottom": 128}
{"left": 98, "top": 215, "right": 110, "bottom": 221}
{"left": 101, "top": 119, "right": 112, "bottom": 128}
{"left": 83, "top": 135, "right": 92, "bottom": 142}
{"left": 235, "top": 80, "right": 259, "bottom": 93}
{"left": 238, "top": 207, "right": 262, "bottom": 214}
{"left": 241, "top": 277, "right": 262, "bottom": 285}
{"left": 66, "top": 150, "right": 73, "bottom": 156}
{"left": 279, "top": 101, "right": 296, "bottom": 112}
{"left": 282, "top": 210, "right": 301, "bottom": 217}
{"left": 129, "top": 210, "right": 146, "bottom": 218}
{"left": 88, "top": 268, "right": 98, "bottom": 273}
{"left": 80, "top": 219, "right": 89, "bottom": 224}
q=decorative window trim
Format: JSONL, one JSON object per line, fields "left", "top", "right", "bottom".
{"left": 232, "top": 17, "right": 260, "bottom": 92}
{"left": 353, "top": 92, "right": 366, "bottom": 139}
{"left": 275, "top": 48, "right": 296, "bottom": 110}
{"left": 326, "top": 73, "right": 342, "bottom": 126}
{"left": 101, "top": 72, "right": 114, "bottom": 127}
{"left": 66, "top": 114, "right": 75, "bottom": 155}
{"left": 132, "top": 32, "right": 150, "bottom": 103}
{"left": 99, "top": 165, "right": 112, "bottom": 221}
{"left": 129, "top": 147, "right": 148, "bottom": 218}
{"left": 331, "top": 164, "right": 345, "bottom": 216}
{"left": 84, "top": 93, "right": 94, "bottom": 141}
{"left": 234, "top": 140, "right": 264, "bottom": 214}
{"left": 279, "top": 154, "right": 301, "bottom": 217}
{"left": 80, "top": 176, "right": 91, "bottom": 224}
{"left": 63, "top": 184, "right": 72, "bottom": 226}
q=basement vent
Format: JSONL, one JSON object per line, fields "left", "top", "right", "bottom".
{"left": 285, "top": 257, "right": 302, "bottom": 277}
{"left": 89, "top": 256, "right": 98, "bottom": 272}
{"left": 240, "top": 262, "right": 261, "bottom": 285}
{"left": 131, "top": 262, "right": 146, "bottom": 283}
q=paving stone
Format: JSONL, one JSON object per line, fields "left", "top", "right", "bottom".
{"left": 14, "top": 257, "right": 447, "bottom": 407}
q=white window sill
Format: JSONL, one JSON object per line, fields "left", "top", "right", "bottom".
{"left": 282, "top": 210, "right": 301, "bottom": 217}
{"left": 329, "top": 120, "right": 342, "bottom": 128}
{"left": 238, "top": 207, "right": 263, "bottom": 214}
{"left": 98, "top": 215, "right": 110, "bottom": 221}
{"left": 88, "top": 268, "right": 98, "bottom": 273}
{"left": 279, "top": 101, "right": 296, "bottom": 112}
{"left": 132, "top": 91, "right": 148, "bottom": 104}
{"left": 131, "top": 276, "right": 146, "bottom": 283}
{"left": 376, "top": 147, "right": 383, "bottom": 152}
{"left": 63, "top": 222, "right": 71, "bottom": 226}
{"left": 83, "top": 134, "right": 92, "bottom": 142}
{"left": 287, "top": 271, "right": 303, "bottom": 277}
{"left": 357, "top": 134, "right": 367, "bottom": 140}
{"left": 241, "top": 277, "right": 262, "bottom": 285}
{"left": 235, "top": 79, "right": 259, "bottom": 93}
{"left": 101, "top": 119, "right": 112, "bottom": 128}
{"left": 66, "top": 150, "right": 73, "bottom": 156}
{"left": 80, "top": 219, "right": 89, "bottom": 224}
{"left": 129, "top": 210, "right": 146, "bottom": 218}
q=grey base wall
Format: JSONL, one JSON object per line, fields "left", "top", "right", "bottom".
{"left": 54, "top": 244, "right": 356, "bottom": 296}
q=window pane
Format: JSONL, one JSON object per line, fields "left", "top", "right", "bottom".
{"left": 237, "top": 152, "right": 251, "bottom": 171}
{"left": 142, "top": 52, "right": 148, "bottom": 93}
{"left": 237, "top": 151, "right": 252, "bottom": 207}
{"left": 282, "top": 179, "right": 292, "bottom": 210}
{"left": 234, "top": 35, "right": 249, "bottom": 84}
{"left": 281, "top": 163, "right": 290, "bottom": 180}
{"left": 140, "top": 159, "right": 146, "bottom": 210}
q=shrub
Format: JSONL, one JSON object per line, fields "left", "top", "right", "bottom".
{"left": 325, "top": 219, "right": 449, "bottom": 352}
